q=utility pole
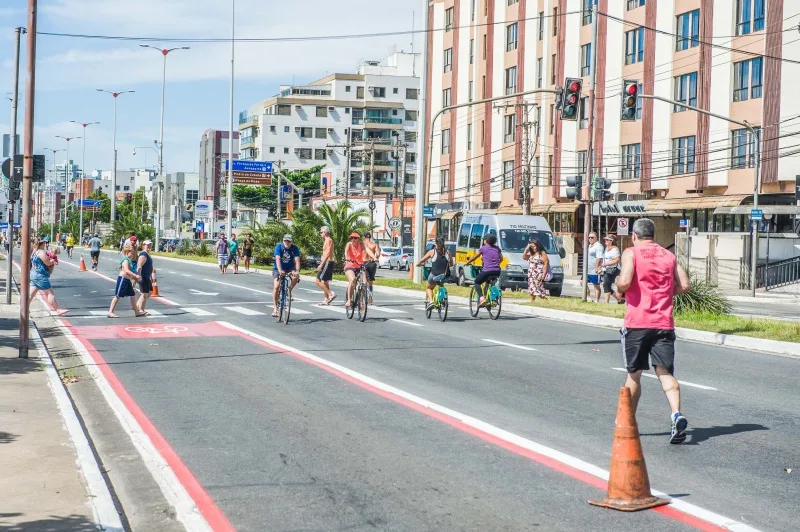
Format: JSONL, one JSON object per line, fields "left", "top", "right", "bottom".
{"left": 367, "top": 139, "right": 375, "bottom": 227}
{"left": 494, "top": 101, "right": 538, "bottom": 215}
{"left": 275, "top": 160, "right": 282, "bottom": 220}
{"left": 582, "top": 3, "right": 599, "bottom": 302}
{"left": 226, "top": 0, "right": 235, "bottom": 240}
{"left": 19, "top": 0, "right": 37, "bottom": 358}
{"left": 328, "top": 130, "right": 356, "bottom": 200}
{"left": 6, "top": 26, "right": 23, "bottom": 305}
{"left": 398, "top": 142, "right": 408, "bottom": 246}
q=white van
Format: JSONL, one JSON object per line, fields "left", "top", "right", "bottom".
{"left": 454, "top": 211, "right": 566, "bottom": 296}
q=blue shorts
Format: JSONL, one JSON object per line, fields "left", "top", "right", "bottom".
{"left": 114, "top": 277, "right": 136, "bottom": 298}
{"left": 31, "top": 272, "right": 51, "bottom": 291}
{"left": 588, "top": 274, "right": 600, "bottom": 285}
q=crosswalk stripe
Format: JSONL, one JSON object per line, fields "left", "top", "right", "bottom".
{"left": 298, "top": 287, "right": 323, "bottom": 294}
{"left": 313, "top": 304, "right": 346, "bottom": 314}
{"left": 89, "top": 310, "right": 109, "bottom": 316}
{"left": 224, "top": 306, "right": 266, "bottom": 316}
{"left": 368, "top": 306, "right": 406, "bottom": 314}
{"left": 181, "top": 307, "right": 216, "bottom": 317}
{"left": 288, "top": 307, "right": 313, "bottom": 315}
{"left": 146, "top": 310, "right": 165, "bottom": 317}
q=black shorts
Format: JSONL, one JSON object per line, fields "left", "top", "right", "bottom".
{"left": 621, "top": 328, "right": 676, "bottom": 374}
{"left": 317, "top": 261, "right": 334, "bottom": 282}
{"left": 243, "top": 249, "right": 252, "bottom": 258}
{"left": 90, "top": 251, "right": 100, "bottom": 260}
{"left": 364, "top": 261, "right": 377, "bottom": 281}
{"left": 603, "top": 269, "right": 619, "bottom": 293}
{"left": 139, "top": 279, "right": 153, "bottom": 294}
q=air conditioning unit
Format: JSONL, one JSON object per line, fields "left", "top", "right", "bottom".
{"left": 294, "top": 148, "right": 301, "bottom": 153}
{"left": 327, "top": 149, "right": 334, "bottom": 154}
{"left": 295, "top": 105, "right": 302, "bottom": 110}
{"left": 328, "top": 106, "right": 335, "bottom": 111}
{"left": 294, "top": 126, "right": 301, "bottom": 132}
{"left": 477, "top": 202, "right": 491, "bottom": 210}
{"left": 327, "top": 127, "right": 335, "bottom": 132}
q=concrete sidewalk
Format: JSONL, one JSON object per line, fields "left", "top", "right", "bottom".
{"left": 0, "top": 285, "right": 122, "bottom": 531}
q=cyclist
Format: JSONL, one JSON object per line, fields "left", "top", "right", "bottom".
{"left": 416, "top": 237, "right": 454, "bottom": 311}
{"left": 65, "top": 233, "right": 75, "bottom": 258}
{"left": 464, "top": 233, "right": 503, "bottom": 307}
{"left": 272, "top": 234, "right": 301, "bottom": 318}
{"left": 343, "top": 231, "right": 365, "bottom": 309}
{"left": 362, "top": 232, "right": 381, "bottom": 304}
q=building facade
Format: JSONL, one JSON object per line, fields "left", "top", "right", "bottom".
{"left": 199, "top": 129, "right": 239, "bottom": 218}
{"left": 237, "top": 52, "right": 420, "bottom": 198}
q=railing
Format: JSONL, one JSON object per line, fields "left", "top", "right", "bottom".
{"left": 364, "top": 117, "right": 403, "bottom": 125}
{"left": 756, "top": 256, "right": 800, "bottom": 290}
{"left": 238, "top": 115, "right": 258, "bottom": 125}
{"left": 240, "top": 136, "right": 255, "bottom": 145}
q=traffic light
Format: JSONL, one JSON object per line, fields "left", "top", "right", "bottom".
{"left": 561, "top": 78, "right": 583, "bottom": 121}
{"left": 596, "top": 177, "right": 612, "bottom": 201}
{"left": 621, "top": 80, "right": 639, "bottom": 121}
{"left": 566, "top": 176, "right": 582, "bottom": 200}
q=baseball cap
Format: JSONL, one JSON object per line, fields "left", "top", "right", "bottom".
{"left": 364, "top": 232, "right": 372, "bottom": 238}
{"left": 130, "top": 235, "right": 137, "bottom": 241}
{"left": 282, "top": 234, "right": 293, "bottom": 242}
{"left": 604, "top": 235, "right": 616, "bottom": 243}
{"left": 143, "top": 239, "right": 153, "bottom": 245}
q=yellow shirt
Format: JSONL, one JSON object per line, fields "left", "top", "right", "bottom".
{"left": 66, "top": 236, "right": 75, "bottom": 247}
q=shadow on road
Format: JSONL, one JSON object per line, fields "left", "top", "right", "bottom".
{"left": 0, "top": 513, "right": 98, "bottom": 531}
{"left": 0, "top": 431, "right": 18, "bottom": 444}
{"left": 641, "top": 423, "right": 769, "bottom": 445}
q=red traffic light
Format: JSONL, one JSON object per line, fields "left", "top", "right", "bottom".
{"left": 626, "top": 83, "right": 638, "bottom": 95}
{"left": 567, "top": 94, "right": 578, "bottom": 104}
{"left": 569, "top": 81, "right": 581, "bottom": 92}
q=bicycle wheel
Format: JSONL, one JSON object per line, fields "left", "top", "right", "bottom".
{"left": 358, "top": 282, "right": 369, "bottom": 322}
{"left": 469, "top": 286, "right": 480, "bottom": 317}
{"left": 282, "top": 283, "right": 292, "bottom": 324}
{"left": 277, "top": 283, "right": 285, "bottom": 322}
{"left": 488, "top": 293, "right": 502, "bottom": 320}
{"left": 346, "top": 288, "right": 356, "bottom": 319}
{"left": 425, "top": 300, "right": 433, "bottom": 319}
{"left": 438, "top": 295, "right": 448, "bottom": 322}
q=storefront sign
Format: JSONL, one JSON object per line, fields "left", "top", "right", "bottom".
{"left": 592, "top": 200, "right": 648, "bottom": 216}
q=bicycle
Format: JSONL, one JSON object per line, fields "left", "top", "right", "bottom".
{"left": 346, "top": 264, "right": 369, "bottom": 322}
{"left": 425, "top": 274, "right": 449, "bottom": 322}
{"left": 277, "top": 272, "right": 293, "bottom": 324}
{"left": 469, "top": 275, "right": 502, "bottom": 320}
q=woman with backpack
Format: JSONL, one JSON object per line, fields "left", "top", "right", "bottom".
{"left": 523, "top": 237, "right": 549, "bottom": 302}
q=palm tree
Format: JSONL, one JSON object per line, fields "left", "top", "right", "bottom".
{"left": 316, "top": 201, "right": 375, "bottom": 265}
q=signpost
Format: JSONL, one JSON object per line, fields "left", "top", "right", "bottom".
{"left": 679, "top": 219, "right": 689, "bottom": 229}
{"left": 194, "top": 200, "right": 212, "bottom": 219}
{"left": 388, "top": 217, "right": 402, "bottom": 230}
{"left": 617, "top": 217, "right": 629, "bottom": 236}
{"left": 423, "top": 205, "right": 434, "bottom": 219}
{"left": 750, "top": 208, "right": 763, "bottom": 221}
{"left": 225, "top": 159, "right": 272, "bottom": 186}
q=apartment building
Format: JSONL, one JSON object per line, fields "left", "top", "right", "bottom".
{"left": 199, "top": 128, "right": 239, "bottom": 217}
{"left": 237, "top": 52, "right": 420, "bottom": 198}
{"left": 425, "top": 0, "right": 800, "bottom": 285}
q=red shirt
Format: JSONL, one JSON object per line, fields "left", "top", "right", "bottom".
{"left": 623, "top": 243, "right": 677, "bottom": 330}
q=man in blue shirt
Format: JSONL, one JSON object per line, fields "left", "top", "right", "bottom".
{"left": 272, "top": 234, "right": 301, "bottom": 317}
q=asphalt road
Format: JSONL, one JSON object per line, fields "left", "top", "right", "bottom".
{"left": 41, "top": 248, "right": 800, "bottom": 531}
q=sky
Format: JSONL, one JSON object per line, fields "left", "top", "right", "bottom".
{"left": 0, "top": 0, "right": 421, "bottom": 178}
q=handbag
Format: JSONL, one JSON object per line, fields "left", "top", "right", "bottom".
{"left": 544, "top": 264, "right": 553, "bottom": 282}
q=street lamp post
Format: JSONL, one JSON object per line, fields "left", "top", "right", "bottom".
{"left": 42, "top": 148, "right": 63, "bottom": 235}
{"left": 140, "top": 45, "right": 190, "bottom": 247}
{"left": 54, "top": 136, "right": 80, "bottom": 231}
{"left": 70, "top": 121, "right": 99, "bottom": 242}
{"left": 133, "top": 146, "right": 160, "bottom": 226}
{"left": 227, "top": 0, "right": 236, "bottom": 240}
{"left": 97, "top": 89, "right": 134, "bottom": 224}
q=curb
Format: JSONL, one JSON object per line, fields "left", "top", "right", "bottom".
{"left": 151, "top": 254, "right": 800, "bottom": 358}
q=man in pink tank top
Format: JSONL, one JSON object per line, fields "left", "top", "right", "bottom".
{"left": 616, "top": 218, "right": 691, "bottom": 444}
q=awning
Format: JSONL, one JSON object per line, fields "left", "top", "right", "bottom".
{"left": 439, "top": 210, "right": 462, "bottom": 221}
{"left": 715, "top": 205, "right": 800, "bottom": 215}
{"left": 646, "top": 194, "right": 749, "bottom": 212}
{"left": 529, "top": 202, "right": 580, "bottom": 214}
{"left": 496, "top": 205, "right": 523, "bottom": 214}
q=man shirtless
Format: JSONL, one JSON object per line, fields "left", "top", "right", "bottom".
{"left": 362, "top": 232, "right": 380, "bottom": 304}
{"left": 315, "top": 226, "right": 337, "bottom": 304}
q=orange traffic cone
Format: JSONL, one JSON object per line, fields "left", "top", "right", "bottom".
{"left": 589, "top": 387, "right": 670, "bottom": 512}
{"left": 151, "top": 268, "right": 160, "bottom": 297}
{"left": 79, "top": 255, "right": 87, "bottom": 272}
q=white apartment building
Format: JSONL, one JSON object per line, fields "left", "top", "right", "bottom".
{"left": 238, "top": 52, "right": 421, "bottom": 196}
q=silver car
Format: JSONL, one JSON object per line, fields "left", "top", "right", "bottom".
{"left": 378, "top": 246, "right": 397, "bottom": 269}
{"left": 388, "top": 247, "right": 414, "bottom": 270}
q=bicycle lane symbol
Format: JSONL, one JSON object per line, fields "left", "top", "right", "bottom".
{"left": 123, "top": 325, "right": 189, "bottom": 335}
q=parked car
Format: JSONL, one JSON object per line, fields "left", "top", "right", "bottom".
{"left": 388, "top": 247, "right": 414, "bottom": 270}
{"left": 378, "top": 246, "right": 398, "bottom": 268}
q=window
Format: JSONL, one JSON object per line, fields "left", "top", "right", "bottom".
{"left": 548, "top": 155, "right": 554, "bottom": 184}
{"left": 504, "top": 113, "right": 516, "bottom": 143}
{"left": 731, "top": 127, "right": 761, "bottom": 169}
{"left": 553, "top": 8, "right": 558, "bottom": 36}
{"left": 298, "top": 148, "right": 312, "bottom": 159}
{"left": 459, "top": 223, "right": 472, "bottom": 246}
{"left": 186, "top": 190, "right": 199, "bottom": 203}
{"left": 466, "top": 166, "right": 472, "bottom": 191}
{"left": 469, "top": 223, "right": 485, "bottom": 248}
{"left": 580, "top": 43, "right": 592, "bottom": 76}
{"left": 505, "top": 66, "right": 517, "bottom": 95}
{"left": 299, "top": 127, "right": 312, "bottom": 138}
{"left": 442, "top": 88, "right": 452, "bottom": 107}
{"left": 444, "top": 48, "right": 453, "bottom": 73}
{"left": 503, "top": 161, "right": 515, "bottom": 189}
{"left": 269, "top": 146, "right": 275, "bottom": 153}
{"left": 406, "top": 152, "right": 416, "bottom": 163}
{"left": 483, "top": 35, "right": 487, "bottom": 60}
{"left": 671, "top": 136, "right": 696, "bottom": 174}
{"left": 626, "top": 0, "right": 645, "bottom": 10}
{"left": 576, "top": 151, "right": 588, "bottom": 177}
{"left": 621, "top": 143, "right": 641, "bottom": 180}
{"left": 315, "top": 128, "right": 327, "bottom": 139}
{"left": 469, "top": 39, "right": 474, "bottom": 64}
{"left": 440, "top": 169, "right": 450, "bottom": 194}
{"left": 345, "top": 85, "right": 351, "bottom": 92}
{"left": 549, "top": 104, "right": 555, "bottom": 134}
{"left": 736, "top": 0, "right": 765, "bottom": 35}
{"left": 676, "top": 10, "right": 700, "bottom": 51}
{"left": 123, "top": 185, "right": 130, "bottom": 191}
{"left": 582, "top": 0, "right": 596, "bottom": 25}
{"left": 445, "top": 7, "right": 454, "bottom": 31}
{"left": 506, "top": 23, "right": 518, "bottom": 51}
{"left": 373, "top": 87, "right": 386, "bottom": 97}
{"left": 480, "top": 120, "right": 485, "bottom": 146}
{"left": 269, "top": 125, "right": 276, "bottom": 133}
{"left": 481, "top": 75, "right": 486, "bottom": 98}
{"left": 277, "top": 104, "right": 291, "bottom": 116}
{"left": 508, "top": 0, "right": 518, "bottom": 4}
{"left": 579, "top": 96, "right": 589, "bottom": 129}
{"left": 392, "top": 109, "right": 398, "bottom": 116}
{"left": 467, "top": 124, "right": 472, "bottom": 150}
{"left": 356, "top": 86, "right": 364, "bottom": 99}
{"left": 625, "top": 28, "right": 644, "bottom": 64}
{"left": 284, "top": 147, "right": 289, "bottom": 154}
{"left": 314, "top": 149, "right": 327, "bottom": 160}
{"left": 538, "top": 12, "right": 544, "bottom": 40}
{"left": 534, "top": 157, "right": 540, "bottom": 185}
{"left": 393, "top": 87, "right": 398, "bottom": 94}
{"left": 405, "top": 89, "right": 419, "bottom": 101}
{"left": 550, "top": 54, "right": 557, "bottom": 85}
{"left": 441, "top": 129, "right": 450, "bottom": 154}
{"left": 406, "top": 131, "right": 417, "bottom": 143}
{"left": 469, "top": 80, "right": 474, "bottom": 102}
{"left": 484, "top": 0, "right": 487, "bottom": 15}
{"left": 536, "top": 58, "right": 543, "bottom": 88}
{"left": 673, "top": 72, "right": 698, "bottom": 111}
{"left": 471, "top": 0, "right": 475, "bottom": 21}
{"left": 345, "top": 107, "right": 350, "bottom": 114}
{"left": 284, "top": 126, "right": 290, "bottom": 133}
{"left": 733, "top": 57, "right": 763, "bottom": 101}
{"left": 316, "top": 106, "right": 328, "bottom": 118}
{"left": 405, "top": 110, "right": 417, "bottom": 121}
{"left": 535, "top": 106, "right": 541, "bottom": 136}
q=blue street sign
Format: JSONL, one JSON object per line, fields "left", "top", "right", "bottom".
{"left": 224, "top": 160, "right": 273, "bottom": 173}
{"left": 195, "top": 221, "right": 205, "bottom": 232}
{"left": 750, "top": 208, "right": 763, "bottom": 221}
{"left": 423, "top": 205, "right": 434, "bottom": 218}
{"left": 76, "top": 199, "right": 102, "bottom": 207}
{"left": 280, "top": 185, "right": 291, "bottom": 201}
{"left": 679, "top": 219, "right": 689, "bottom": 228}
{"left": 0, "top": 222, "right": 20, "bottom": 229}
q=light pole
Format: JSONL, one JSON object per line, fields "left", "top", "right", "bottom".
{"left": 97, "top": 89, "right": 134, "bottom": 224}
{"left": 55, "top": 135, "right": 81, "bottom": 230}
{"left": 133, "top": 146, "right": 160, "bottom": 225}
{"left": 227, "top": 0, "right": 235, "bottom": 240}
{"left": 42, "top": 147, "right": 63, "bottom": 233}
{"left": 70, "top": 120, "right": 99, "bottom": 242}
{"left": 140, "top": 44, "right": 190, "bottom": 247}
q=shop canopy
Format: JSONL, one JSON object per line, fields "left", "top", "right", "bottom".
{"left": 645, "top": 194, "right": 749, "bottom": 212}
{"left": 714, "top": 205, "right": 800, "bottom": 216}
{"left": 528, "top": 203, "right": 580, "bottom": 214}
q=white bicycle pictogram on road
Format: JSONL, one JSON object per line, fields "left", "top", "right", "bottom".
{"left": 124, "top": 325, "right": 189, "bottom": 335}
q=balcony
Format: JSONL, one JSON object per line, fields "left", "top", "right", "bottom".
{"left": 240, "top": 136, "right": 256, "bottom": 147}
{"left": 238, "top": 115, "right": 258, "bottom": 128}
{"left": 365, "top": 117, "right": 403, "bottom": 125}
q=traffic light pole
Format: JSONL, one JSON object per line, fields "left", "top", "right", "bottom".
{"left": 582, "top": 3, "right": 599, "bottom": 302}
{"left": 638, "top": 93, "right": 760, "bottom": 297}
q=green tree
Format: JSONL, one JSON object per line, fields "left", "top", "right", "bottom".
{"left": 315, "top": 201, "right": 375, "bottom": 265}
{"left": 108, "top": 211, "right": 155, "bottom": 247}
{"left": 230, "top": 165, "right": 325, "bottom": 212}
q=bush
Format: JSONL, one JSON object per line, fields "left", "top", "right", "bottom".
{"left": 195, "top": 241, "right": 212, "bottom": 257}
{"left": 674, "top": 271, "right": 732, "bottom": 315}
{"left": 176, "top": 239, "right": 193, "bottom": 256}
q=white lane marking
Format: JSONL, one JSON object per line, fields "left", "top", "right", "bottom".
{"left": 369, "top": 306, "right": 406, "bottom": 314}
{"left": 90, "top": 311, "right": 109, "bottom": 316}
{"left": 611, "top": 368, "right": 718, "bottom": 391}
{"left": 146, "top": 310, "right": 165, "bottom": 318}
{"left": 181, "top": 274, "right": 192, "bottom": 277}
{"left": 313, "top": 304, "right": 347, "bottom": 314}
{"left": 216, "top": 322, "right": 758, "bottom": 532}
{"left": 288, "top": 307, "right": 313, "bottom": 315}
{"left": 389, "top": 318, "right": 423, "bottom": 327}
{"left": 298, "top": 287, "right": 323, "bottom": 293}
{"left": 204, "top": 278, "right": 270, "bottom": 295}
{"left": 188, "top": 289, "right": 219, "bottom": 296}
{"left": 482, "top": 338, "right": 539, "bottom": 352}
{"left": 153, "top": 297, "right": 180, "bottom": 306}
{"left": 71, "top": 315, "right": 107, "bottom": 320}
{"left": 181, "top": 307, "right": 217, "bottom": 317}
{"left": 166, "top": 270, "right": 178, "bottom": 274}
{"left": 28, "top": 323, "right": 124, "bottom": 532}
{"left": 223, "top": 306, "right": 265, "bottom": 316}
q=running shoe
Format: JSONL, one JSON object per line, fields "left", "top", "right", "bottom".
{"left": 670, "top": 412, "right": 688, "bottom": 444}
{"left": 327, "top": 293, "right": 337, "bottom": 305}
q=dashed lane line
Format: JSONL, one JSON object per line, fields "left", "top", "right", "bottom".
{"left": 611, "top": 368, "right": 718, "bottom": 391}
{"left": 181, "top": 308, "right": 216, "bottom": 317}
{"left": 482, "top": 339, "right": 539, "bottom": 352}
{"left": 388, "top": 318, "right": 423, "bottom": 327}
{"left": 224, "top": 306, "right": 266, "bottom": 316}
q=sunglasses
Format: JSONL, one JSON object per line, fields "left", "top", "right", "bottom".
{"left": 350, "top": 237, "right": 359, "bottom": 240}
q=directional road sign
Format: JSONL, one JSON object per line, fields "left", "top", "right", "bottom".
{"left": 679, "top": 219, "right": 689, "bottom": 228}
{"left": 224, "top": 160, "right": 273, "bottom": 186}
{"left": 423, "top": 205, "right": 434, "bottom": 218}
{"left": 750, "top": 208, "right": 763, "bottom": 221}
